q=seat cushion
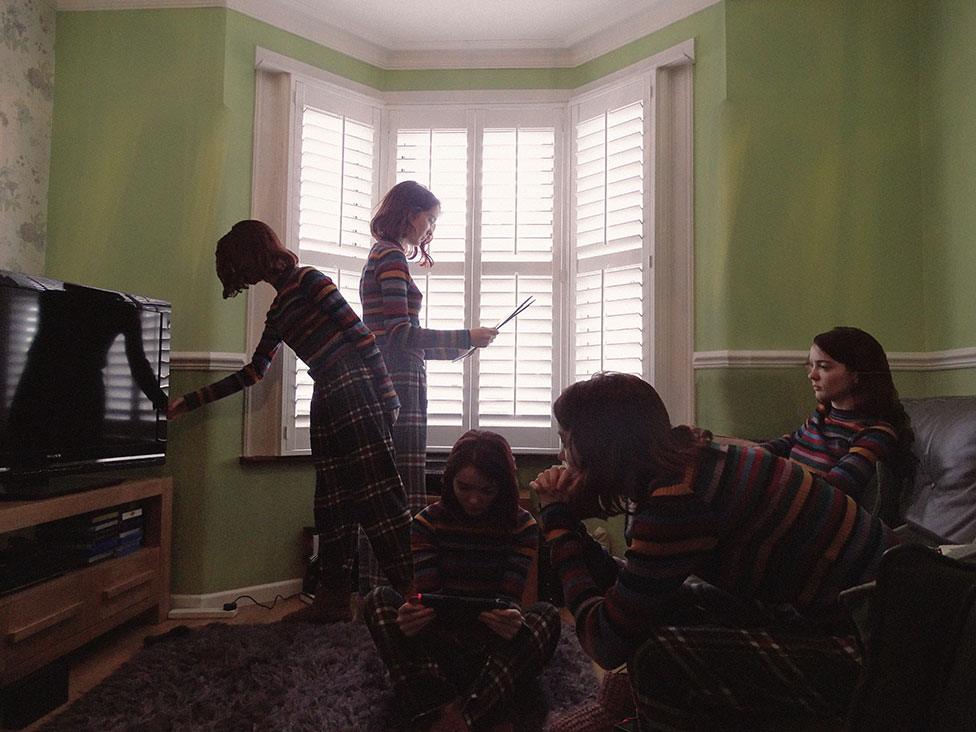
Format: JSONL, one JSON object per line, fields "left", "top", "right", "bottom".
{"left": 901, "top": 397, "right": 976, "bottom": 543}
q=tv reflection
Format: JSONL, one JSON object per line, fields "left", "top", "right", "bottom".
{"left": 6, "top": 285, "right": 168, "bottom": 457}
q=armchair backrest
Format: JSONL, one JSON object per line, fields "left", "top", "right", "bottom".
{"left": 899, "top": 397, "right": 976, "bottom": 544}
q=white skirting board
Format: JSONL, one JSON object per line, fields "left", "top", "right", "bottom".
{"left": 168, "top": 577, "right": 304, "bottom": 619}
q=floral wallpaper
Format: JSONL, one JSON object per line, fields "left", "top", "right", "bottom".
{"left": 0, "top": 0, "right": 54, "bottom": 275}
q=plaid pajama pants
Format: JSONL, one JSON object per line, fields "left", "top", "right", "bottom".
{"left": 627, "top": 581, "right": 863, "bottom": 731}
{"left": 364, "top": 586, "right": 562, "bottom": 730}
{"left": 359, "top": 353, "right": 428, "bottom": 591}
{"left": 310, "top": 361, "right": 412, "bottom": 595}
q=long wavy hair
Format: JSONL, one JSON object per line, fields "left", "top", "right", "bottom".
{"left": 553, "top": 372, "right": 701, "bottom": 517}
{"left": 215, "top": 220, "right": 298, "bottom": 298}
{"left": 370, "top": 181, "right": 440, "bottom": 266}
{"left": 440, "top": 429, "right": 521, "bottom": 528}
{"left": 813, "top": 326, "right": 917, "bottom": 488}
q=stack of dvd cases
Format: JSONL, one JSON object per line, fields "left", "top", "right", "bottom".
{"left": 116, "top": 504, "right": 145, "bottom": 557}
{"left": 64, "top": 509, "right": 120, "bottom": 566}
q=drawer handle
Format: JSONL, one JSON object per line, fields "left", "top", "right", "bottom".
{"left": 103, "top": 571, "right": 154, "bottom": 600}
{"left": 7, "top": 602, "right": 83, "bottom": 644}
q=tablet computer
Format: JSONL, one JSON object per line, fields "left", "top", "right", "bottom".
{"left": 409, "top": 593, "right": 514, "bottom": 612}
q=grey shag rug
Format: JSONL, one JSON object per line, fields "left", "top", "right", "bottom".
{"left": 42, "top": 621, "right": 599, "bottom": 731}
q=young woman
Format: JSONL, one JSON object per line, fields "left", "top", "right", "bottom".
{"left": 533, "top": 372, "right": 901, "bottom": 729}
{"left": 760, "top": 326, "right": 916, "bottom": 511}
{"left": 167, "top": 220, "right": 412, "bottom": 622}
{"left": 358, "top": 181, "right": 497, "bottom": 589}
{"left": 364, "top": 430, "right": 560, "bottom": 732}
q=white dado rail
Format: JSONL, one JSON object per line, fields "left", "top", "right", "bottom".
{"left": 172, "top": 348, "right": 976, "bottom": 372}
{"left": 693, "top": 347, "right": 976, "bottom": 371}
{"left": 170, "top": 352, "right": 248, "bottom": 371}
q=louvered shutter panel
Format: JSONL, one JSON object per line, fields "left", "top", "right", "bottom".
{"left": 288, "top": 103, "right": 375, "bottom": 444}
{"left": 478, "top": 128, "right": 554, "bottom": 432}
{"left": 396, "top": 130, "right": 467, "bottom": 262}
{"left": 574, "top": 101, "right": 645, "bottom": 380}
{"left": 395, "top": 128, "right": 468, "bottom": 428}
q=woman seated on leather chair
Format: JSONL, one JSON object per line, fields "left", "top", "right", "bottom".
{"left": 758, "top": 326, "right": 916, "bottom": 513}
{"left": 532, "top": 372, "right": 902, "bottom": 730}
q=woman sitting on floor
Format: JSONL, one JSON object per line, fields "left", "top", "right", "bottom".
{"left": 365, "top": 430, "right": 560, "bottom": 732}
{"left": 532, "top": 372, "right": 900, "bottom": 730}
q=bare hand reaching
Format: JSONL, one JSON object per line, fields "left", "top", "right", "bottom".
{"left": 166, "top": 396, "right": 188, "bottom": 420}
{"left": 469, "top": 327, "right": 498, "bottom": 348}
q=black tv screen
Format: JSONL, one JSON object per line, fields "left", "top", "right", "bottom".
{"left": 0, "top": 270, "right": 170, "bottom": 498}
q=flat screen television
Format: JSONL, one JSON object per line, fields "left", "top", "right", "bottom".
{"left": 0, "top": 270, "right": 170, "bottom": 499}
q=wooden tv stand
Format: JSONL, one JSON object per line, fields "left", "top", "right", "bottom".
{"left": 0, "top": 476, "right": 171, "bottom": 686}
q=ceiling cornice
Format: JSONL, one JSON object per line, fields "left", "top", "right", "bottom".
{"left": 56, "top": 0, "right": 721, "bottom": 69}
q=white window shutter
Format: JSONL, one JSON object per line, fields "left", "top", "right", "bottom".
{"left": 478, "top": 127, "right": 555, "bottom": 435}
{"left": 286, "top": 102, "right": 375, "bottom": 451}
{"left": 574, "top": 101, "right": 645, "bottom": 380}
{"left": 394, "top": 128, "right": 469, "bottom": 433}
{"left": 396, "top": 129, "right": 468, "bottom": 263}
{"left": 415, "top": 273, "right": 466, "bottom": 427}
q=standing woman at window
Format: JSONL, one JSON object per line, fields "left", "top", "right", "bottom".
{"left": 359, "top": 181, "right": 498, "bottom": 589}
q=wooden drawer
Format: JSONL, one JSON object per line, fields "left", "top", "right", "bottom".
{"left": 0, "top": 572, "right": 88, "bottom": 672}
{"left": 89, "top": 548, "right": 159, "bottom": 623}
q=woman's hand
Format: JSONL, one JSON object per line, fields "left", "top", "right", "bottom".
{"left": 530, "top": 465, "right": 579, "bottom": 508}
{"left": 396, "top": 598, "right": 436, "bottom": 637}
{"left": 166, "top": 396, "right": 189, "bottom": 420}
{"left": 478, "top": 607, "right": 524, "bottom": 640}
{"left": 469, "top": 327, "right": 499, "bottom": 348}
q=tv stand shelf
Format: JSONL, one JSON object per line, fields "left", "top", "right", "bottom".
{"left": 0, "top": 476, "right": 171, "bottom": 686}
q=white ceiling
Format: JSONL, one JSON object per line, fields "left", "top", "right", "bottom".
{"left": 57, "top": 0, "right": 717, "bottom": 68}
{"left": 297, "top": 0, "right": 661, "bottom": 50}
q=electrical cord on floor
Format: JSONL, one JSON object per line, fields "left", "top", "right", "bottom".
{"left": 222, "top": 592, "right": 301, "bottom": 612}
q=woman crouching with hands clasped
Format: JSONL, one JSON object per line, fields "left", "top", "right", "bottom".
{"left": 364, "top": 430, "right": 560, "bottom": 732}
{"left": 533, "top": 372, "right": 900, "bottom": 730}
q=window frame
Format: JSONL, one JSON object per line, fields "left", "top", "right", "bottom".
{"left": 245, "top": 43, "right": 694, "bottom": 458}
{"left": 385, "top": 104, "right": 566, "bottom": 451}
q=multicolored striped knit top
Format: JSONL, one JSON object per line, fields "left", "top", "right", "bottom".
{"left": 540, "top": 443, "right": 898, "bottom": 669}
{"left": 412, "top": 500, "right": 539, "bottom": 605}
{"left": 360, "top": 240, "right": 471, "bottom": 364}
{"left": 179, "top": 265, "right": 398, "bottom": 415}
{"left": 760, "top": 405, "right": 897, "bottom": 503}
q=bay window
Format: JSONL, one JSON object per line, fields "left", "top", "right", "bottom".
{"left": 246, "top": 43, "right": 693, "bottom": 457}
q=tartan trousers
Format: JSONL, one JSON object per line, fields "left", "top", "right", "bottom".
{"left": 310, "top": 361, "right": 412, "bottom": 594}
{"left": 627, "top": 581, "right": 863, "bottom": 731}
{"left": 359, "top": 352, "right": 428, "bottom": 591}
{"left": 364, "top": 586, "right": 562, "bottom": 730}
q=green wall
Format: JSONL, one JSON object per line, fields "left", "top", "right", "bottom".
{"left": 44, "top": 1, "right": 975, "bottom": 593}
{"left": 919, "top": 1, "right": 976, "bottom": 351}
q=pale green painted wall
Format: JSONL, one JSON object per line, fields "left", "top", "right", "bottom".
{"left": 44, "top": 1, "right": 975, "bottom": 593}
{"left": 919, "top": 2, "right": 976, "bottom": 351}
{"left": 707, "top": 0, "right": 924, "bottom": 352}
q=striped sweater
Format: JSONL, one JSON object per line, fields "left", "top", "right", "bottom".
{"left": 179, "top": 266, "right": 398, "bottom": 414}
{"left": 412, "top": 500, "right": 539, "bottom": 605}
{"left": 360, "top": 240, "right": 471, "bottom": 363}
{"left": 540, "top": 443, "right": 898, "bottom": 669}
{"left": 760, "top": 405, "right": 897, "bottom": 503}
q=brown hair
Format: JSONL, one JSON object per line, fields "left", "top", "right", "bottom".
{"left": 441, "top": 429, "right": 520, "bottom": 528}
{"left": 553, "top": 372, "right": 700, "bottom": 516}
{"left": 215, "top": 220, "right": 298, "bottom": 298}
{"left": 813, "top": 326, "right": 917, "bottom": 490}
{"left": 370, "top": 181, "right": 440, "bottom": 266}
